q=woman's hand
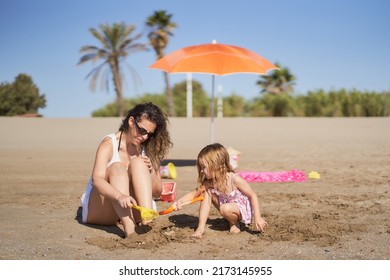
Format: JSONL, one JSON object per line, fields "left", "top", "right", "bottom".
{"left": 116, "top": 194, "right": 137, "bottom": 209}
{"left": 140, "top": 155, "right": 153, "bottom": 172}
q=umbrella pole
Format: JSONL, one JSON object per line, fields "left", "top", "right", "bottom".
{"left": 210, "top": 75, "right": 215, "bottom": 144}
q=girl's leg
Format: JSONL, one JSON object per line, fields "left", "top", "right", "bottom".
{"left": 211, "top": 194, "right": 220, "bottom": 211}
{"left": 219, "top": 203, "right": 242, "bottom": 234}
{"left": 87, "top": 163, "right": 136, "bottom": 237}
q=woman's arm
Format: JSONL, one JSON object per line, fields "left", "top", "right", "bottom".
{"left": 91, "top": 139, "right": 125, "bottom": 202}
{"left": 140, "top": 152, "right": 162, "bottom": 198}
{"left": 151, "top": 167, "right": 162, "bottom": 198}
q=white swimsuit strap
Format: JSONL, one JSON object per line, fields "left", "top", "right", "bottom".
{"left": 108, "top": 133, "right": 118, "bottom": 152}
{"left": 105, "top": 133, "right": 121, "bottom": 167}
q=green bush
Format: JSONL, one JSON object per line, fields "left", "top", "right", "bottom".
{"left": 288, "top": 89, "right": 390, "bottom": 117}
{"left": 91, "top": 83, "right": 390, "bottom": 117}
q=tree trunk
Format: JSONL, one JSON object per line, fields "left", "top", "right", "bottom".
{"left": 110, "top": 61, "right": 124, "bottom": 117}
{"left": 164, "top": 72, "right": 175, "bottom": 117}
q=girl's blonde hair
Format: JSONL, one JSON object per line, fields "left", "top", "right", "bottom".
{"left": 196, "top": 143, "right": 234, "bottom": 194}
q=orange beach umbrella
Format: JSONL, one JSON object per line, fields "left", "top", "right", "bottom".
{"left": 149, "top": 41, "right": 278, "bottom": 142}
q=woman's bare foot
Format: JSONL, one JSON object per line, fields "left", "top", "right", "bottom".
{"left": 229, "top": 223, "right": 241, "bottom": 234}
{"left": 124, "top": 229, "right": 135, "bottom": 238}
{"left": 122, "top": 220, "right": 136, "bottom": 238}
{"left": 141, "top": 219, "right": 155, "bottom": 226}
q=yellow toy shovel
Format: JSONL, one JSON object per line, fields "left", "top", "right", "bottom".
{"left": 131, "top": 204, "right": 159, "bottom": 221}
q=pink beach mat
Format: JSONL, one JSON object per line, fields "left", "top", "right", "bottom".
{"left": 237, "top": 169, "right": 306, "bottom": 183}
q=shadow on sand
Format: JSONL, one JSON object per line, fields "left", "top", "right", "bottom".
{"left": 161, "top": 159, "right": 196, "bottom": 167}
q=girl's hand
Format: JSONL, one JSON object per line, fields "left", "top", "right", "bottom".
{"left": 191, "top": 228, "right": 205, "bottom": 239}
{"left": 254, "top": 216, "right": 268, "bottom": 232}
{"left": 172, "top": 200, "right": 183, "bottom": 211}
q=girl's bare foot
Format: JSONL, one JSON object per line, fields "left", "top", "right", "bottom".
{"left": 191, "top": 228, "right": 204, "bottom": 239}
{"left": 229, "top": 223, "right": 241, "bottom": 234}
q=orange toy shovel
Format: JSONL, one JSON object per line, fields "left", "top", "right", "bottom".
{"left": 158, "top": 196, "right": 204, "bottom": 215}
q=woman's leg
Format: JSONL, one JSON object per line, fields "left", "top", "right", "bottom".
{"left": 87, "top": 163, "right": 136, "bottom": 237}
{"left": 150, "top": 169, "right": 162, "bottom": 199}
{"left": 219, "top": 203, "right": 241, "bottom": 234}
{"left": 128, "top": 157, "right": 153, "bottom": 224}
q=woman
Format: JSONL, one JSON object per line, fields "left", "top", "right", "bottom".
{"left": 81, "top": 102, "right": 172, "bottom": 237}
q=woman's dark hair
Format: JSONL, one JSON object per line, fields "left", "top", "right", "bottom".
{"left": 119, "top": 102, "right": 172, "bottom": 170}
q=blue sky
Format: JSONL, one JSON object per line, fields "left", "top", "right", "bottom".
{"left": 1, "top": 0, "right": 389, "bottom": 117}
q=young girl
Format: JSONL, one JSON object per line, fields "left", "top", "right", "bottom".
{"left": 173, "top": 143, "right": 268, "bottom": 238}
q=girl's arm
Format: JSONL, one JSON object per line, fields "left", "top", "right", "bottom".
{"left": 192, "top": 188, "right": 212, "bottom": 238}
{"left": 172, "top": 190, "right": 197, "bottom": 210}
{"left": 234, "top": 175, "right": 268, "bottom": 232}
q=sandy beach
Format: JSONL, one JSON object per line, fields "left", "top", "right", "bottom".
{"left": 0, "top": 117, "right": 389, "bottom": 260}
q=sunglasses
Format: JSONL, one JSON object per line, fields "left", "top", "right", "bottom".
{"left": 133, "top": 119, "right": 154, "bottom": 138}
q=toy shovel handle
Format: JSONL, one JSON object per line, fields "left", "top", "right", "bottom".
{"left": 131, "top": 204, "right": 159, "bottom": 220}
{"left": 190, "top": 196, "right": 204, "bottom": 204}
{"left": 158, "top": 195, "right": 205, "bottom": 215}
{"left": 178, "top": 195, "right": 205, "bottom": 207}
{"left": 158, "top": 206, "right": 175, "bottom": 215}
{"left": 131, "top": 204, "right": 142, "bottom": 211}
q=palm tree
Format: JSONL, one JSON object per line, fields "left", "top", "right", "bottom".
{"left": 146, "top": 10, "right": 177, "bottom": 117}
{"left": 78, "top": 22, "right": 148, "bottom": 117}
{"left": 256, "top": 63, "right": 296, "bottom": 95}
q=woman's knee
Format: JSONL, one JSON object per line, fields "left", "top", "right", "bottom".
{"left": 107, "top": 163, "right": 129, "bottom": 189}
{"left": 107, "top": 162, "right": 127, "bottom": 176}
{"left": 128, "top": 157, "right": 146, "bottom": 171}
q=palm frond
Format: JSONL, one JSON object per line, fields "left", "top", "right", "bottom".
{"left": 125, "top": 62, "right": 143, "bottom": 90}
{"left": 124, "top": 43, "right": 149, "bottom": 54}
{"left": 79, "top": 45, "right": 101, "bottom": 53}
{"left": 78, "top": 22, "right": 148, "bottom": 116}
{"left": 89, "top": 28, "right": 111, "bottom": 50}
{"left": 84, "top": 61, "right": 106, "bottom": 91}
{"left": 78, "top": 54, "right": 98, "bottom": 65}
